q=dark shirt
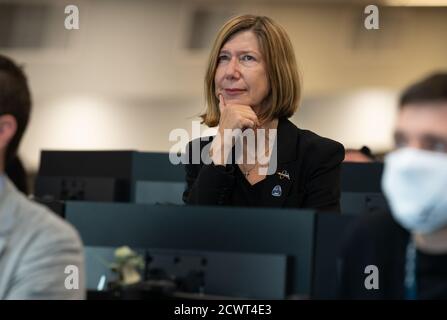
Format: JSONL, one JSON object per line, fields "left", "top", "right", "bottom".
{"left": 418, "top": 249, "right": 447, "bottom": 299}
{"left": 338, "top": 210, "right": 447, "bottom": 299}
{"left": 233, "top": 165, "right": 271, "bottom": 207}
{"left": 182, "top": 118, "right": 344, "bottom": 211}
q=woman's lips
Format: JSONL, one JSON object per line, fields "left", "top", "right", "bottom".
{"left": 224, "top": 88, "right": 246, "bottom": 96}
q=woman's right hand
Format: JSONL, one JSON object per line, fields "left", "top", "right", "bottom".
{"left": 217, "top": 94, "right": 259, "bottom": 134}
{"left": 210, "top": 94, "right": 259, "bottom": 166}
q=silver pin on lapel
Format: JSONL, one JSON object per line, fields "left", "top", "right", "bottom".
{"left": 277, "top": 170, "right": 290, "bottom": 180}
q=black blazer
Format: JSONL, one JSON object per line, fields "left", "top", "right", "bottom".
{"left": 182, "top": 118, "right": 344, "bottom": 212}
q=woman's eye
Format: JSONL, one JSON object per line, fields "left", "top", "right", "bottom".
{"left": 394, "top": 135, "right": 407, "bottom": 149}
{"left": 241, "top": 55, "right": 255, "bottom": 62}
{"left": 430, "top": 141, "right": 447, "bottom": 153}
{"left": 218, "top": 55, "right": 230, "bottom": 62}
{"left": 395, "top": 140, "right": 407, "bottom": 149}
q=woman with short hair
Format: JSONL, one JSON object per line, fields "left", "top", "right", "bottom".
{"left": 183, "top": 15, "right": 344, "bottom": 211}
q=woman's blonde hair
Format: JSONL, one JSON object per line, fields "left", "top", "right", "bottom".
{"left": 202, "top": 14, "right": 301, "bottom": 127}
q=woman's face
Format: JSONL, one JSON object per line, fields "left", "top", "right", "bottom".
{"left": 214, "top": 30, "right": 270, "bottom": 113}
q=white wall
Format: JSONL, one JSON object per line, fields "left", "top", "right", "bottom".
{"left": 295, "top": 89, "right": 399, "bottom": 152}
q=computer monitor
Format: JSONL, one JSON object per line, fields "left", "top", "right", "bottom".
{"left": 65, "top": 202, "right": 317, "bottom": 298}
{"left": 341, "top": 162, "right": 383, "bottom": 193}
{"left": 312, "top": 213, "right": 356, "bottom": 299}
{"left": 134, "top": 181, "right": 185, "bottom": 205}
{"left": 35, "top": 150, "right": 186, "bottom": 203}
{"left": 341, "top": 192, "right": 389, "bottom": 215}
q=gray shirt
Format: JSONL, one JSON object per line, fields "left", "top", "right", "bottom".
{"left": 0, "top": 176, "right": 85, "bottom": 299}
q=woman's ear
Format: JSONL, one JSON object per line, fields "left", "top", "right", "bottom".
{"left": 0, "top": 114, "right": 18, "bottom": 150}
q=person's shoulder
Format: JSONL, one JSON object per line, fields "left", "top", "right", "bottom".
{"left": 5, "top": 190, "right": 85, "bottom": 299}
{"left": 286, "top": 123, "right": 344, "bottom": 166}
{"left": 337, "top": 210, "right": 408, "bottom": 299}
{"left": 297, "top": 127, "right": 344, "bottom": 156}
{"left": 15, "top": 194, "right": 82, "bottom": 248}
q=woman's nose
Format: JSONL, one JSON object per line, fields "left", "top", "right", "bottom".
{"left": 225, "top": 57, "right": 241, "bottom": 79}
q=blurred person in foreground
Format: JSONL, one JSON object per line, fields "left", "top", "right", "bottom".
{"left": 0, "top": 54, "right": 85, "bottom": 299}
{"left": 338, "top": 73, "right": 447, "bottom": 299}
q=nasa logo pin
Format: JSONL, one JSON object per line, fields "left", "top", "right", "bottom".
{"left": 272, "top": 185, "right": 282, "bottom": 197}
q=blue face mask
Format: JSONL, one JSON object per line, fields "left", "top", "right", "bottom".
{"left": 382, "top": 148, "right": 447, "bottom": 234}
